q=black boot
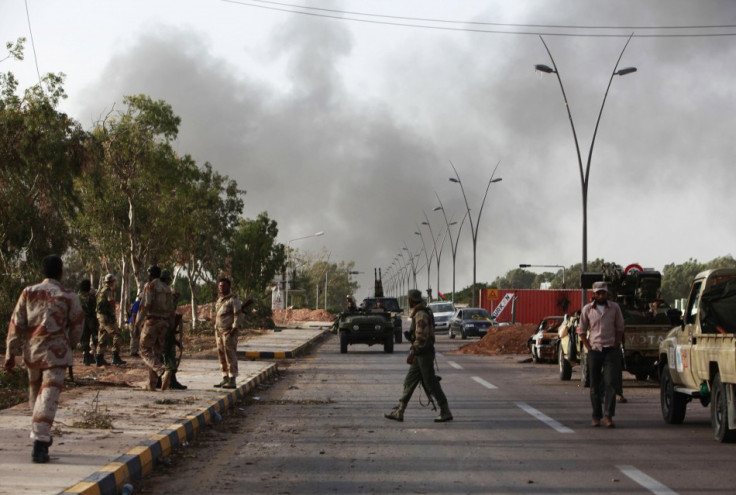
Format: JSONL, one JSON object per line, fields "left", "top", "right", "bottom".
{"left": 112, "top": 352, "right": 127, "bottom": 365}
{"left": 83, "top": 351, "right": 93, "bottom": 366}
{"left": 96, "top": 353, "right": 110, "bottom": 367}
{"left": 170, "top": 372, "right": 188, "bottom": 390}
{"left": 31, "top": 440, "right": 50, "bottom": 463}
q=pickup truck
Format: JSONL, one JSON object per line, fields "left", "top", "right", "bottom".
{"left": 659, "top": 268, "right": 736, "bottom": 442}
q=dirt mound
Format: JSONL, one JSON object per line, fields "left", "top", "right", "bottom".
{"left": 272, "top": 308, "right": 335, "bottom": 323}
{"left": 450, "top": 324, "right": 536, "bottom": 356}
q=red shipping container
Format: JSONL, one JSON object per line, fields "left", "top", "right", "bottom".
{"left": 479, "top": 289, "right": 586, "bottom": 325}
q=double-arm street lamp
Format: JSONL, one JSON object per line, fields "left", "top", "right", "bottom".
{"left": 450, "top": 160, "right": 503, "bottom": 307}
{"left": 535, "top": 34, "right": 636, "bottom": 306}
{"left": 414, "top": 226, "right": 433, "bottom": 301}
{"left": 421, "top": 211, "right": 446, "bottom": 302}
{"left": 434, "top": 194, "right": 468, "bottom": 305}
{"left": 285, "top": 231, "right": 324, "bottom": 309}
{"left": 519, "top": 264, "right": 566, "bottom": 288}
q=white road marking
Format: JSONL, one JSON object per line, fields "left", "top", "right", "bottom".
{"left": 447, "top": 361, "right": 463, "bottom": 369}
{"left": 471, "top": 376, "right": 498, "bottom": 389}
{"left": 617, "top": 465, "right": 678, "bottom": 495}
{"left": 515, "top": 402, "right": 574, "bottom": 434}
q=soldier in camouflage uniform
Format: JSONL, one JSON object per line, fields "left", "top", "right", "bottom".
{"left": 77, "top": 279, "right": 99, "bottom": 366}
{"left": 4, "top": 255, "right": 84, "bottom": 463}
{"left": 160, "top": 270, "right": 187, "bottom": 390}
{"left": 385, "top": 289, "right": 453, "bottom": 423}
{"left": 136, "top": 265, "right": 173, "bottom": 391}
{"left": 95, "top": 273, "right": 126, "bottom": 366}
{"left": 213, "top": 277, "right": 241, "bottom": 389}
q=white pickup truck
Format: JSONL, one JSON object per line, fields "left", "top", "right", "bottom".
{"left": 659, "top": 268, "right": 736, "bottom": 442}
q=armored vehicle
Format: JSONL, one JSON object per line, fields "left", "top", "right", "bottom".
{"left": 336, "top": 309, "right": 395, "bottom": 354}
{"left": 558, "top": 262, "right": 674, "bottom": 383}
{"left": 659, "top": 268, "right": 736, "bottom": 442}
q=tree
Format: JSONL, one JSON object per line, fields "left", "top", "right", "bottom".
{"left": 173, "top": 159, "right": 244, "bottom": 328}
{"left": 227, "top": 212, "right": 286, "bottom": 299}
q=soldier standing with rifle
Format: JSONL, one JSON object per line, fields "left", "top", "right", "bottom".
{"left": 77, "top": 279, "right": 99, "bottom": 366}
{"left": 95, "top": 274, "right": 126, "bottom": 366}
{"left": 160, "top": 270, "right": 187, "bottom": 390}
{"left": 4, "top": 255, "right": 84, "bottom": 463}
{"left": 385, "top": 289, "right": 453, "bottom": 422}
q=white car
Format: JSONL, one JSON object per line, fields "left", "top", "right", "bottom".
{"left": 427, "top": 301, "right": 455, "bottom": 333}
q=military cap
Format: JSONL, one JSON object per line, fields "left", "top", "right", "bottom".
{"left": 592, "top": 281, "right": 608, "bottom": 293}
{"left": 408, "top": 289, "right": 423, "bottom": 303}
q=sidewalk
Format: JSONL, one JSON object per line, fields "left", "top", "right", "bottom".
{"left": 0, "top": 327, "right": 328, "bottom": 495}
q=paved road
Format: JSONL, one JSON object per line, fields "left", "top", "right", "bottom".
{"left": 138, "top": 332, "right": 736, "bottom": 494}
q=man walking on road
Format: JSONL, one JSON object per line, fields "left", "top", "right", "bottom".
{"left": 77, "top": 279, "right": 98, "bottom": 366}
{"left": 578, "top": 281, "right": 625, "bottom": 428}
{"left": 385, "top": 289, "right": 453, "bottom": 422}
{"left": 213, "top": 277, "right": 241, "bottom": 389}
{"left": 4, "top": 255, "right": 84, "bottom": 463}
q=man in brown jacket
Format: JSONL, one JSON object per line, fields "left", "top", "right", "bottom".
{"left": 213, "top": 277, "right": 242, "bottom": 389}
{"left": 4, "top": 255, "right": 84, "bottom": 463}
{"left": 136, "top": 265, "right": 173, "bottom": 391}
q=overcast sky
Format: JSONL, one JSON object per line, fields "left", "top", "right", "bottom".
{"left": 3, "top": 0, "right": 735, "bottom": 299}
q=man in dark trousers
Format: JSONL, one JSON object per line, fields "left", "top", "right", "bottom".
{"left": 385, "top": 289, "right": 453, "bottom": 422}
{"left": 578, "top": 281, "right": 625, "bottom": 428}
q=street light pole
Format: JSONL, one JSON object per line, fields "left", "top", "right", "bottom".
{"left": 535, "top": 33, "right": 636, "bottom": 307}
{"left": 285, "top": 231, "right": 324, "bottom": 310}
{"left": 434, "top": 194, "right": 468, "bottom": 305}
{"left": 421, "top": 211, "right": 445, "bottom": 301}
{"left": 450, "top": 160, "right": 503, "bottom": 307}
{"left": 414, "top": 226, "right": 433, "bottom": 301}
{"left": 519, "top": 264, "right": 566, "bottom": 288}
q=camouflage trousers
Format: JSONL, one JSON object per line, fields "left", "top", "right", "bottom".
{"left": 80, "top": 322, "right": 98, "bottom": 354}
{"left": 140, "top": 318, "right": 169, "bottom": 389}
{"left": 398, "top": 352, "right": 448, "bottom": 409}
{"left": 96, "top": 320, "right": 123, "bottom": 355}
{"left": 27, "top": 366, "right": 65, "bottom": 442}
{"left": 129, "top": 322, "right": 141, "bottom": 355}
{"left": 215, "top": 328, "right": 239, "bottom": 378}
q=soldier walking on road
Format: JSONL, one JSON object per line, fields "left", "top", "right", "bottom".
{"left": 160, "top": 270, "right": 187, "bottom": 390}
{"left": 4, "top": 255, "right": 84, "bottom": 463}
{"left": 136, "top": 265, "right": 173, "bottom": 391}
{"left": 385, "top": 289, "right": 453, "bottom": 423}
{"left": 95, "top": 273, "right": 126, "bottom": 366}
{"left": 578, "top": 281, "right": 625, "bottom": 428}
{"left": 213, "top": 277, "right": 241, "bottom": 389}
{"left": 77, "top": 279, "right": 99, "bottom": 366}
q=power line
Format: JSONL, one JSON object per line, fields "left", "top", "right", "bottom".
{"left": 221, "top": 0, "right": 736, "bottom": 37}
{"left": 24, "top": 0, "right": 42, "bottom": 84}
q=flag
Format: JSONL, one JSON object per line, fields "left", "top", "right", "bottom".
{"left": 438, "top": 291, "right": 446, "bottom": 300}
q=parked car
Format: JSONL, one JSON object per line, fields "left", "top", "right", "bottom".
{"left": 449, "top": 307, "right": 494, "bottom": 339}
{"left": 527, "top": 315, "right": 565, "bottom": 363}
{"left": 427, "top": 301, "right": 455, "bottom": 333}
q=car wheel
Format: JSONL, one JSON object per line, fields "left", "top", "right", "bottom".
{"left": 449, "top": 329, "right": 455, "bottom": 339}
{"left": 660, "top": 364, "right": 686, "bottom": 424}
{"left": 339, "top": 332, "right": 348, "bottom": 354}
{"left": 559, "top": 344, "right": 572, "bottom": 381}
{"left": 711, "top": 373, "right": 736, "bottom": 442}
{"left": 531, "top": 346, "right": 539, "bottom": 364}
{"left": 461, "top": 328, "right": 467, "bottom": 340}
{"left": 384, "top": 335, "right": 394, "bottom": 354}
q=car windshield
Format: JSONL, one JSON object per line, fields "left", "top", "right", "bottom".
{"left": 363, "top": 298, "right": 401, "bottom": 312}
{"left": 464, "top": 309, "right": 490, "bottom": 319}
{"left": 430, "top": 303, "right": 454, "bottom": 313}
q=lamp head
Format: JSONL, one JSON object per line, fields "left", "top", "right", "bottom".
{"left": 616, "top": 67, "right": 637, "bottom": 76}
{"left": 535, "top": 64, "right": 556, "bottom": 74}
